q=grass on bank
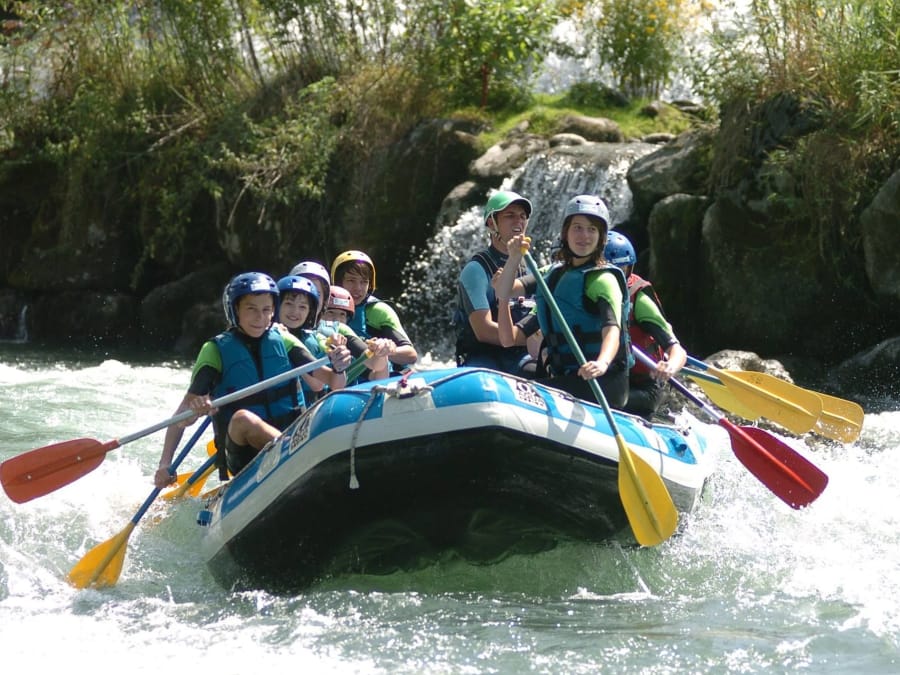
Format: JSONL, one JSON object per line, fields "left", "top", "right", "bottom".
{"left": 452, "top": 91, "right": 703, "bottom": 152}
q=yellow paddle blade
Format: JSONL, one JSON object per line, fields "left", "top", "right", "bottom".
{"left": 67, "top": 523, "right": 134, "bottom": 589}
{"left": 814, "top": 392, "right": 864, "bottom": 443}
{"left": 722, "top": 369, "right": 862, "bottom": 441}
{"left": 687, "top": 373, "right": 761, "bottom": 422}
{"left": 615, "top": 435, "right": 678, "bottom": 546}
{"left": 714, "top": 369, "right": 822, "bottom": 435}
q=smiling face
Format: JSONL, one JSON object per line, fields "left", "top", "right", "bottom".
{"left": 279, "top": 291, "right": 311, "bottom": 330}
{"left": 235, "top": 293, "right": 276, "bottom": 337}
{"left": 565, "top": 214, "right": 605, "bottom": 260}
{"left": 340, "top": 269, "right": 370, "bottom": 306}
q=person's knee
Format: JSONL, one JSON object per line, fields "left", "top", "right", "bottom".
{"left": 228, "top": 409, "right": 264, "bottom": 443}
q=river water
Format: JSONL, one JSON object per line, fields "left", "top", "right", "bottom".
{"left": 0, "top": 343, "right": 898, "bottom": 673}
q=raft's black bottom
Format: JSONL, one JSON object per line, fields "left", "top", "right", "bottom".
{"left": 206, "top": 427, "right": 629, "bottom": 592}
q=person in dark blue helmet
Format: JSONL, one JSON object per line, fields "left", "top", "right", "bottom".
{"left": 153, "top": 272, "right": 351, "bottom": 488}
{"left": 275, "top": 274, "right": 358, "bottom": 399}
{"left": 604, "top": 230, "right": 686, "bottom": 418}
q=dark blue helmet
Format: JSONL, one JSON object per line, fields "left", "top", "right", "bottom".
{"left": 604, "top": 230, "right": 636, "bottom": 268}
{"left": 222, "top": 272, "right": 278, "bottom": 326}
{"left": 276, "top": 275, "right": 321, "bottom": 325}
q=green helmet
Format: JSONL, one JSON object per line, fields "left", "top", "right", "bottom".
{"left": 483, "top": 190, "right": 532, "bottom": 225}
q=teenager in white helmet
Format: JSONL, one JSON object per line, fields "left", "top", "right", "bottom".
{"left": 494, "top": 195, "right": 630, "bottom": 407}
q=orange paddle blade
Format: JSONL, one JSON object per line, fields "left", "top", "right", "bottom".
{"left": 1, "top": 438, "right": 118, "bottom": 504}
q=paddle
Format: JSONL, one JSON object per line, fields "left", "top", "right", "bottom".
{"left": 162, "top": 452, "right": 218, "bottom": 502}
{"left": 682, "top": 355, "right": 822, "bottom": 435}
{"left": 684, "top": 355, "right": 863, "bottom": 443}
{"left": 67, "top": 417, "right": 211, "bottom": 589}
{"left": 522, "top": 251, "right": 678, "bottom": 546}
{"left": 162, "top": 439, "right": 218, "bottom": 501}
{"left": 634, "top": 347, "right": 828, "bottom": 509}
{"left": 1, "top": 355, "right": 330, "bottom": 504}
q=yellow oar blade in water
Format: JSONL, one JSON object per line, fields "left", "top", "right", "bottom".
{"left": 724, "top": 370, "right": 861, "bottom": 442}
{"left": 616, "top": 435, "right": 679, "bottom": 546}
{"left": 814, "top": 392, "right": 864, "bottom": 443}
{"left": 67, "top": 524, "right": 132, "bottom": 589}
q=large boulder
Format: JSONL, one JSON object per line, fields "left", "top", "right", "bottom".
{"left": 645, "top": 193, "right": 709, "bottom": 352}
{"left": 140, "top": 263, "right": 231, "bottom": 350}
{"left": 860, "top": 169, "right": 900, "bottom": 302}
{"left": 628, "top": 127, "right": 716, "bottom": 222}
{"left": 554, "top": 114, "right": 625, "bottom": 143}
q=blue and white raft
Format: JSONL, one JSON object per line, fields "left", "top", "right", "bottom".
{"left": 198, "top": 367, "right": 721, "bottom": 591}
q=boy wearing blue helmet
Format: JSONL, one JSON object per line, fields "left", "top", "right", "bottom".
{"left": 153, "top": 272, "right": 351, "bottom": 487}
{"left": 275, "top": 274, "right": 355, "bottom": 398}
{"left": 605, "top": 230, "right": 686, "bottom": 418}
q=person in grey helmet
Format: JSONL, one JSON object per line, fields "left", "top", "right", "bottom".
{"left": 494, "top": 194, "right": 630, "bottom": 407}
{"left": 453, "top": 189, "right": 539, "bottom": 377}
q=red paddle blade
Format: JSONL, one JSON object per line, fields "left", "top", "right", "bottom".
{"left": 721, "top": 421, "right": 828, "bottom": 509}
{"left": 0, "top": 438, "right": 118, "bottom": 504}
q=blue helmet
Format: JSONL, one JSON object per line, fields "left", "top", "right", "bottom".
{"left": 563, "top": 194, "right": 610, "bottom": 228}
{"left": 276, "top": 275, "right": 321, "bottom": 325}
{"left": 222, "top": 272, "right": 278, "bottom": 327}
{"left": 604, "top": 230, "right": 636, "bottom": 268}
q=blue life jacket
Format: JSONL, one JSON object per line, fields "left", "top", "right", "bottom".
{"left": 211, "top": 329, "right": 304, "bottom": 451}
{"left": 347, "top": 295, "right": 380, "bottom": 338}
{"left": 535, "top": 262, "right": 632, "bottom": 376}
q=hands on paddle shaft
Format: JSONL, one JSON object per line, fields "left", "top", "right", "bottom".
{"left": 521, "top": 250, "right": 679, "bottom": 547}
{"left": 633, "top": 347, "right": 829, "bottom": 508}
{"left": 0, "top": 355, "right": 330, "bottom": 504}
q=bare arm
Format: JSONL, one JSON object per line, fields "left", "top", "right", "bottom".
{"left": 494, "top": 234, "right": 530, "bottom": 348}
{"left": 154, "top": 393, "right": 210, "bottom": 488}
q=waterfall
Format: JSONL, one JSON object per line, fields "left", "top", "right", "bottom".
{"left": 14, "top": 304, "right": 28, "bottom": 342}
{"left": 397, "top": 141, "right": 659, "bottom": 361}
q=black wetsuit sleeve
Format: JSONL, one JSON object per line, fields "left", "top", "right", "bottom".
{"left": 187, "top": 365, "right": 219, "bottom": 396}
{"left": 520, "top": 274, "right": 537, "bottom": 296}
{"left": 371, "top": 325, "right": 412, "bottom": 348}
{"left": 638, "top": 320, "right": 679, "bottom": 349}
{"left": 345, "top": 335, "right": 370, "bottom": 357}
{"left": 289, "top": 344, "right": 318, "bottom": 366}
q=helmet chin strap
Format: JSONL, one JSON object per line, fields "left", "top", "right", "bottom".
{"left": 488, "top": 215, "right": 501, "bottom": 240}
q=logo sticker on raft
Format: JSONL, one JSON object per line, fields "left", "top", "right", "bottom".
{"left": 508, "top": 379, "right": 548, "bottom": 410}
{"left": 289, "top": 411, "right": 312, "bottom": 454}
